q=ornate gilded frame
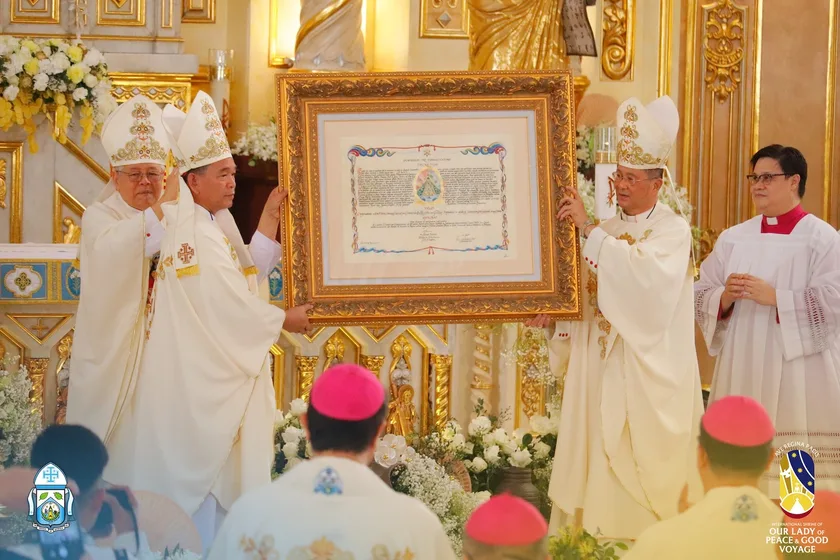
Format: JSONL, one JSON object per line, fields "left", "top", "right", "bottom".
{"left": 275, "top": 71, "right": 581, "bottom": 325}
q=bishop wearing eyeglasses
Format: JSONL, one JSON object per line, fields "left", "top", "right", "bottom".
{"left": 695, "top": 144, "right": 840, "bottom": 498}
{"left": 527, "top": 96, "right": 704, "bottom": 541}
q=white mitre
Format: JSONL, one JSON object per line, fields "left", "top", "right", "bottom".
{"left": 94, "top": 94, "right": 169, "bottom": 203}
{"left": 165, "top": 91, "right": 231, "bottom": 171}
{"left": 101, "top": 94, "right": 169, "bottom": 168}
{"left": 616, "top": 95, "right": 679, "bottom": 170}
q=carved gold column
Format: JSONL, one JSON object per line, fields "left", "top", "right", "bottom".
{"left": 24, "top": 358, "right": 49, "bottom": 422}
{"left": 294, "top": 356, "right": 319, "bottom": 402}
{"left": 430, "top": 354, "right": 453, "bottom": 432}
{"left": 470, "top": 324, "right": 494, "bottom": 415}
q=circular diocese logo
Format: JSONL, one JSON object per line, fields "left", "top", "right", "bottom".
{"left": 414, "top": 167, "right": 443, "bottom": 204}
{"left": 779, "top": 444, "right": 816, "bottom": 518}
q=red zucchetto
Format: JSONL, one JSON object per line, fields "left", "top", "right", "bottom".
{"left": 465, "top": 494, "right": 547, "bottom": 546}
{"left": 702, "top": 395, "right": 775, "bottom": 446}
{"left": 310, "top": 364, "right": 385, "bottom": 421}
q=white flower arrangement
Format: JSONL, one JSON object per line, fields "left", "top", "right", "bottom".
{"left": 230, "top": 120, "right": 278, "bottom": 164}
{"left": 390, "top": 454, "right": 490, "bottom": 556}
{"left": 0, "top": 356, "right": 41, "bottom": 470}
{"left": 0, "top": 37, "right": 116, "bottom": 153}
{"left": 374, "top": 434, "right": 417, "bottom": 467}
{"left": 271, "top": 398, "right": 311, "bottom": 478}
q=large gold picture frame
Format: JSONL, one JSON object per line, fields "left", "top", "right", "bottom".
{"left": 275, "top": 71, "right": 581, "bottom": 325}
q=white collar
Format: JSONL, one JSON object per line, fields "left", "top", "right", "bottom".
{"left": 195, "top": 203, "right": 214, "bottom": 220}
{"left": 620, "top": 204, "right": 657, "bottom": 223}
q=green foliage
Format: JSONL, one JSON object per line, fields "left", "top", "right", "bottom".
{"left": 549, "top": 526, "right": 629, "bottom": 560}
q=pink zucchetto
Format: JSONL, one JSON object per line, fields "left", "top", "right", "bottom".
{"left": 465, "top": 494, "right": 547, "bottom": 546}
{"left": 702, "top": 395, "right": 775, "bottom": 447}
{"left": 310, "top": 364, "right": 385, "bottom": 421}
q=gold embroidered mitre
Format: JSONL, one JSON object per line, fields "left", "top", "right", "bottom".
{"left": 616, "top": 95, "right": 679, "bottom": 170}
{"left": 164, "top": 91, "right": 231, "bottom": 171}
{"left": 101, "top": 94, "right": 169, "bottom": 167}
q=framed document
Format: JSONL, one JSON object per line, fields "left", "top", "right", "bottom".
{"left": 275, "top": 71, "right": 581, "bottom": 325}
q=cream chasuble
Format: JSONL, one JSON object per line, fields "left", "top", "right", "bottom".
{"left": 696, "top": 214, "right": 840, "bottom": 496}
{"left": 66, "top": 189, "right": 160, "bottom": 444}
{"left": 623, "top": 486, "right": 781, "bottom": 560}
{"left": 207, "top": 456, "right": 458, "bottom": 560}
{"left": 103, "top": 183, "right": 286, "bottom": 517}
{"left": 547, "top": 204, "right": 704, "bottom": 541}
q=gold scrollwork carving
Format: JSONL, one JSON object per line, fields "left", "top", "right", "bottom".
{"left": 110, "top": 73, "right": 193, "bottom": 111}
{"left": 430, "top": 354, "right": 452, "bottom": 431}
{"left": 0, "top": 159, "right": 6, "bottom": 209}
{"left": 55, "top": 331, "right": 73, "bottom": 424}
{"left": 520, "top": 374, "right": 543, "bottom": 420}
{"left": 24, "top": 357, "right": 49, "bottom": 422}
{"left": 360, "top": 355, "right": 385, "bottom": 374}
{"left": 323, "top": 331, "right": 346, "bottom": 367}
{"left": 703, "top": 0, "right": 746, "bottom": 102}
{"left": 697, "top": 228, "right": 721, "bottom": 264}
{"left": 182, "top": 0, "right": 216, "bottom": 23}
{"left": 294, "top": 355, "right": 318, "bottom": 402}
{"left": 602, "top": 0, "right": 636, "bottom": 80}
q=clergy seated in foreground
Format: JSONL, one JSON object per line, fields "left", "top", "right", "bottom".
{"left": 527, "top": 95, "right": 704, "bottom": 541}
{"left": 207, "top": 364, "right": 458, "bottom": 560}
{"left": 623, "top": 396, "right": 781, "bottom": 560}
{"left": 463, "top": 494, "right": 549, "bottom": 560}
{"left": 782, "top": 491, "right": 840, "bottom": 559}
{"left": 695, "top": 144, "right": 840, "bottom": 498}
{"left": 101, "top": 91, "right": 314, "bottom": 555}
{"left": 66, "top": 94, "right": 178, "bottom": 445}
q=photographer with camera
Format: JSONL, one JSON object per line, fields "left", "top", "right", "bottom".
{"left": 2, "top": 425, "right": 151, "bottom": 560}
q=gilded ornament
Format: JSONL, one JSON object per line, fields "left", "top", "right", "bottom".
{"left": 698, "top": 228, "right": 721, "bottom": 263}
{"left": 55, "top": 331, "right": 73, "bottom": 424}
{"left": 703, "top": 0, "right": 745, "bottom": 102}
{"left": 430, "top": 354, "right": 453, "bottom": 431}
{"left": 601, "top": 0, "right": 635, "bottom": 80}
{"left": 323, "top": 331, "right": 346, "bottom": 366}
{"left": 617, "top": 105, "right": 664, "bottom": 167}
{"left": 24, "top": 357, "right": 49, "bottom": 421}
{"left": 616, "top": 229, "right": 652, "bottom": 245}
{"left": 111, "top": 101, "right": 169, "bottom": 164}
{"left": 360, "top": 355, "right": 385, "bottom": 373}
{"left": 586, "top": 273, "right": 612, "bottom": 359}
{"left": 386, "top": 335, "right": 417, "bottom": 436}
{"left": 295, "top": 355, "right": 319, "bottom": 401}
{"left": 0, "top": 159, "right": 6, "bottom": 209}
{"left": 62, "top": 218, "right": 81, "bottom": 244}
{"left": 275, "top": 72, "right": 581, "bottom": 324}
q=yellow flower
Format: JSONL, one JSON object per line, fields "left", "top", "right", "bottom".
{"left": 66, "top": 64, "right": 85, "bottom": 84}
{"left": 23, "top": 58, "right": 40, "bottom": 76}
{"left": 21, "top": 40, "right": 39, "bottom": 53}
{"left": 67, "top": 46, "right": 83, "bottom": 63}
{"left": 80, "top": 103, "right": 94, "bottom": 144}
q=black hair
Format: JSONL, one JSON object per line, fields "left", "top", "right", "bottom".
{"left": 306, "top": 401, "right": 387, "bottom": 454}
{"left": 646, "top": 168, "right": 665, "bottom": 180}
{"left": 698, "top": 423, "right": 772, "bottom": 477}
{"left": 30, "top": 424, "right": 108, "bottom": 495}
{"left": 182, "top": 164, "right": 209, "bottom": 186}
{"left": 463, "top": 537, "right": 548, "bottom": 560}
{"left": 750, "top": 144, "right": 808, "bottom": 198}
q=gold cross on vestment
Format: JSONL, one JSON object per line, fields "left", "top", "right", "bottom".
{"left": 177, "top": 243, "right": 195, "bottom": 264}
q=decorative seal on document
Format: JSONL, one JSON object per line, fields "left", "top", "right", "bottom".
{"left": 414, "top": 166, "right": 443, "bottom": 204}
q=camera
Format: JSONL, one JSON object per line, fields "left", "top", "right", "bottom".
{"left": 90, "top": 488, "right": 138, "bottom": 549}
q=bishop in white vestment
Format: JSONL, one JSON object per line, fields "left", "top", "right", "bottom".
{"left": 207, "top": 364, "right": 457, "bottom": 560}
{"left": 695, "top": 144, "right": 840, "bottom": 497}
{"left": 535, "top": 96, "right": 704, "bottom": 541}
{"left": 103, "top": 92, "right": 313, "bottom": 552}
{"left": 67, "top": 95, "right": 176, "bottom": 444}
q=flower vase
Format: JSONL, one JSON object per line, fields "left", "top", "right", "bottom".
{"left": 496, "top": 466, "right": 541, "bottom": 510}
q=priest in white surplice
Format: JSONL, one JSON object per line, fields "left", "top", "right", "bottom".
{"left": 103, "top": 92, "right": 314, "bottom": 553}
{"left": 529, "top": 96, "right": 704, "bottom": 541}
{"left": 67, "top": 94, "right": 177, "bottom": 444}
{"left": 695, "top": 144, "right": 840, "bottom": 497}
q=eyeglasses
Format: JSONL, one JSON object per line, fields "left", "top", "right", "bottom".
{"left": 610, "top": 172, "right": 655, "bottom": 187}
{"left": 118, "top": 170, "right": 164, "bottom": 183}
{"left": 746, "top": 173, "right": 788, "bottom": 185}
